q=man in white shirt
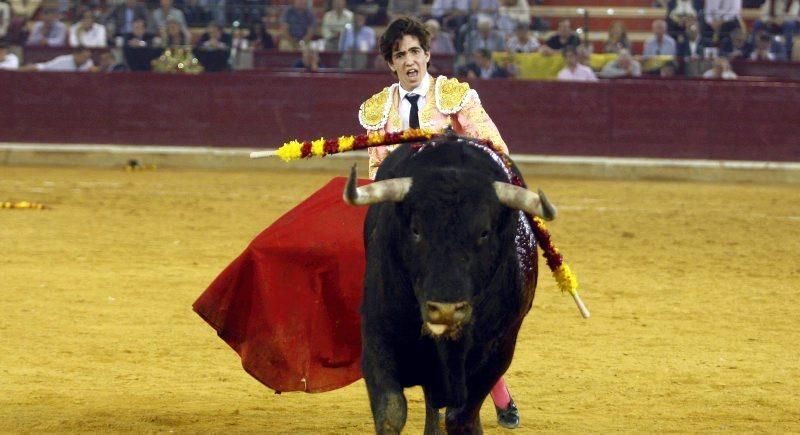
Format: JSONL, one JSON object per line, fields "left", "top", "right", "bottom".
{"left": 321, "top": 0, "right": 353, "bottom": 51}
{"left": 557, "top": 45, "right": 598, "bottom": 82}
{"left": 643, "top": 19, "right": 677, "bottom": 57}
{"left": 20, "top": 46, "right": 94, "bottom": 72}
{"left": 70, "top": 9, "right": 108, "bottom": 48}
{"left": 704, "top": 0, "right": 742, "bottom": 42}
{"left": 0, "top": 42, "right": 20, "bottom": 70}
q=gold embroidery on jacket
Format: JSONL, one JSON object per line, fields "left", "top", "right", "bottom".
{"left": 359, "top": 85, "right": 395, "bottom": 130}
{"left": 435, "top": 76, "right": 471, "bottom": 114}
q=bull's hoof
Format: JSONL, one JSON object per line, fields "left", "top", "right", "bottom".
{"left": 495, "top": 398, "right": 520, "bottom": 429}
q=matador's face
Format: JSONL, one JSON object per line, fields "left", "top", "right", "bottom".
{"left": 388, "top": 35, "right": 431, "bottom": 92}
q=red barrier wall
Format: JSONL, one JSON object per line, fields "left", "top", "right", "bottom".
{"left": 1, "top": 70, "right": 798, "bottom": 161}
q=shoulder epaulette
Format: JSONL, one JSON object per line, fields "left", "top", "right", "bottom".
{"left": 358, "top": 84, "right": 396, "bottom": 130}
{"left": 434, "top": 76, "right": 477, "bottom": 114}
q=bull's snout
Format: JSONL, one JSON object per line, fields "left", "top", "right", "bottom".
{"left": 423, "top": 301, "right": 472, "bottom": 337}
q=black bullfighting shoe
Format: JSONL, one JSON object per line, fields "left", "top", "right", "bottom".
{"left": 495, "top": 398, "right": 520, "bottom": 429}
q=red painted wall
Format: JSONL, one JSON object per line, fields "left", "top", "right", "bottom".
{"left": 1, "top": 70, "right": 798, "bottom": 161}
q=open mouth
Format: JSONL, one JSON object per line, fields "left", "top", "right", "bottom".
{"left": 406, "top": 69, "right": 419, "bottom": 80}
{"left": 426, "top": 322, "right": 448, "bottom": 336}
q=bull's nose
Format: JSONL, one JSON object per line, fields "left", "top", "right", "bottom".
{"left": 425, "top": 301, "right": 472, "bottom": 325}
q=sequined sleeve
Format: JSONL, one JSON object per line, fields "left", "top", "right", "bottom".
{"left": 453, "top": 91, "right": 509, "bottom": 155}
{"left": 368, "top": 145, "right": 389, "bottom": 180}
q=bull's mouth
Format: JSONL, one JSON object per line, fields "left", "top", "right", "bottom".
{"left": 423, "top": 321, "right": 464, "bottom": 340}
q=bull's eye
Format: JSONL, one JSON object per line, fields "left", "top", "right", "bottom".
{"left": 411, "top": 226, "right": 421, "bottom": 242}
{"left": 479, "top": 230, "right": 489, "bottom": 240}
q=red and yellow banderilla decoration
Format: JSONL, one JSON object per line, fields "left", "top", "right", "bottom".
{"left": 251, "top": 128, "right": 590, "bottom": 319}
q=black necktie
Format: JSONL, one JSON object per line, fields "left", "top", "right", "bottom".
{"left": 406, "top": 94, "right": 420, "bottom": 129}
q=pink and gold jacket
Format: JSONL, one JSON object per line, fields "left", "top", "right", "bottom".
{"left": 358, "top": 75, "right": 509, "bottom": 179}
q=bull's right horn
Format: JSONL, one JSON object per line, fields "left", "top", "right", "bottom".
{"left": 343, "top": 164, "right": 412, "bottom": 206}
{"left": 493, "top": 182, "right": 557, "bottom": 221}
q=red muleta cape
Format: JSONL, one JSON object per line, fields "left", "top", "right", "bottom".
{"left": 193, "top": 177, "right": 369, "bottom": 393}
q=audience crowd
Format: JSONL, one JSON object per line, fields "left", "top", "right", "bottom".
{"left": 0, "top": 0, "right": 797, "bottom": 79}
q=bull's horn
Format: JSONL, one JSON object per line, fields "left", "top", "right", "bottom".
{"left": 343, "top": 165, "right": 412, "bottom": 206}
{"left": 493, "top": 182, "right": 557, "bottom": 221}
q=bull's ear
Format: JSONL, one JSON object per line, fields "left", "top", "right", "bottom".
{"left": 493, "top": 182, "right": 557, "bottom": 221}
{"left": 343, "top": 164, "right": 413, "bottom": 206}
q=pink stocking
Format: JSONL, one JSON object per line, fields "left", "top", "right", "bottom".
{"left": 490, "top": 377, "right": 512, "bottom": 409}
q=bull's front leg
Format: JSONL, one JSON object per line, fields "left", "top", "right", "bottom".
{"left": 422, "top": 386, "right": 444, "bottom": 435}
{"left": 445, "top": 395, "right": 485, "bottom": 435}
{"left": 362, "top": 337, "right": 407, "bottom": 434}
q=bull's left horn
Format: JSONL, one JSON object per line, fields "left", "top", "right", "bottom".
{"left": 493, "top": 182, "right": 557, "bottom": 221}
{"left": 343, "top": 164, "right": 412, "bottom": 206}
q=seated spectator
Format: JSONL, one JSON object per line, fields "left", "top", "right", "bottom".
{"left": 660, "top": 60, "right": 678, "bottom": 77}
{"left": 124, "top": 18, "right": 158, "bottom": 47}
{"left": 0, "top": 41, "right": 20, "bottom": 69}
{"left": 431, "top": 0, "right": 470, "bottom": 33}
{"left": 426, "top": 18, "right": 455, "bottom": 55}
{"left": 20, "top": 46, "right": 94, "bottom": 71}
{"left": 704, "top": 0, "right": 742, "bottom": 43}
{"left": 182, "top": 0, "right": 210, "bottom": 28}
{"left": 464, "top": 14, "right": 506, "bottom": 55}
{"left": 228, "top": 0, "right": 262, "bottom": 27}
{"left": 603, "top": 20, "right": 630, "bottom": 54}
{"left": 0, "top": 0, "right": 10, "bottom": 40}
{"left": 95, "top": 51, "right": 128, "bottom": 72}
{"left": 350, "top": 0, "right": 388, "bottom": 26}
{"left": 542, "top": 19, "right": 580, "bottom": 54}
{"left": 459, "top": 47, "right": 510, "bottom": 78}
{"left": 339, "top": 11, "right": 375, "bottom": 69}
{"left": 247, "top": 18, "right": 275, "bottom": 49}
{"left": 598, "top": 49, "right": 642, "bottom": 78}
{"left": 666, "top": 0, "right": 699, "bottom": 37}
{"left": 720, "top": 27, "right": 753, "bottom": 59}
{"left": 643, "top": 19, "right": 677, "bottom": 56}
{"left": 556, "top": 45, "right": 598, "bottom": 81}
{"left": 122, "top": 18, "right": 161, "bottom": 70}
{"left": 153, "top": 0, "right": 188, "bottom": 37}
{"left": 751, "top": 30, "right": 788, "bottom": 60}
{"left": 754, "top": 0, "right": 798, "bottom": 59}
{"left": 471, "top": 0, "right": 500, "bottom": 22}
{"left": 263, "top": 6, "right": 282, "bottom": 31}
{"left": 104, "top": 0, "right": 152, "bottom": 38}
{"left": 293, "top": 45, "right": 323, "bottom": 71}
{"left": 577, "top": 44, "right": 593, "bottom": 66}
{"left": 26, "top": 8, "right": 67, "bottom": 47}
{"left": 321, "top": 0, "right": 353, "bottom": 52}
{"left": 161, "top": 17, "right": 190, "bottom": 46}
{"left": 70, "top": 9, "right": 107, "bottom": 48}
{"left": 196, "top": 22, "right": 232, "bottom": 50}
{"left": 279, "top": 0, "right": 315, "bottom": 51}
{"left": 702, "top": 56, "right": 737, "bottom": 79}
{"left": 676, "top": 21, "right": 709, "bottom": 59}
{"left": 387, "top": 0, "right": 420, "bottom": 22}
{"left": 7, "top": 0, "right": 41, "bottom": 43}
{"left": 497, "top": 0, "right": 530, "bottom": 36}
{"left": 506, "top": 22, "right": 540, "bottom": 53}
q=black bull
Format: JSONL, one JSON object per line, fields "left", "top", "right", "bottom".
{"left": 344, "top": 138, "right": 556, "bottom": 434}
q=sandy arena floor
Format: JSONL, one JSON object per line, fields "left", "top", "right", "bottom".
{"left": 1, "top": 164, "right": 798, "bottom": 432}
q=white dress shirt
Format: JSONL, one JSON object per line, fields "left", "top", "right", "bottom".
{"left": 705, "top": 0, "right": 742, "bottom": 24}
{"left": 0, "top": 53, "right": 19, "bottom": 70}
{"left": 397, "top": 73, "right": 431, "bottom": 130}
{"left": 35, "top": 54, "right": 94, "bottom": 72}
{"left": 69, "top": 22, "right": 108, "bottom": 48}
{"left": 557, "top": 64, "right": 598, "bottom": 82}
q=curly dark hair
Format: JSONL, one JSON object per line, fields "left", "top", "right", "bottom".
{"left": 379, "top": 16, "right": 431, "bottom": 62}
